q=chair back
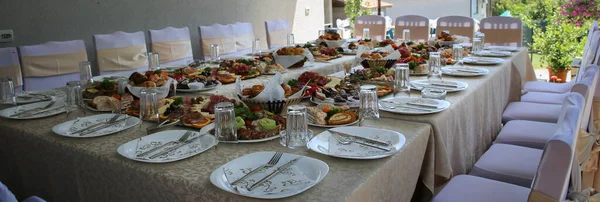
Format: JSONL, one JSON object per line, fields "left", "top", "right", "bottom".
{"left": 530, "top": 106, "right": 581, "bottom": 201}
{"left": 479, "top": 16, "right": 522, "bottom": 47}
{"left": 265, "top": 19, "right": 290, "bottom": 49}
{"left": 94, "top": 31, "right": 148, "bottom": 75}
{"left": 582, "top": 21, "right": 599, "bottom": 62}
{"left": 148, "top": 27, "right": 193, "bottom": 66}
{"left": 231, "top": 22, "right": 255, "bottom": 56}
{"left": 355, "top": 15, "right": 386, "bottom": 40}
{"left": 19, "top": 40, "right": 87, "bottom": 91}
{"left": 394, "top": 15, "right": 430, "bottom": 42}
{"left": 576, "top": 31, "right": 600, "bottom": 82}
{"left": 0, "top": 47, "right": 23, "bottom": 92}
{"left": 435, "top": 16, "right": 475, "bottom": 38}
{"left": 572, "top": 65, "right": 599, "bottom": 130}
{"left": 199, "top": 23, "right": 235, "bottom": 59}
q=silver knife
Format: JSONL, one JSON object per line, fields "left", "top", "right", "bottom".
{"left": 328, "top": 130, "right": 391, "bottom": 146}
{"left": 71, "top": 115, "right": 122, "bottom": 135}
{"left": 18, "top": 106, "right": 64, "bottom": 117}
{"left": 148, "top": 134, "right": 206, "bottom": 159}
{"left": 79, "top": 117, "right": 131, "bottom": 136}
{"left": 247, "top": 157, "right": 302, "bottom": 191}
{"left": 384, "top": 100, "right": 439, "bottom": 109}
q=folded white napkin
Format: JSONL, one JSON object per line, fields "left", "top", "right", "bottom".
{"left": 134, "top": 132, "right": 205, "bottom": 160}
{"left": 224, "top": 164, "right": 315, "bottom": 195}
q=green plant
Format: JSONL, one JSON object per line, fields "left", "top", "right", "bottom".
{"left": 344, "top": 0, "right": 370, "bottom": 25}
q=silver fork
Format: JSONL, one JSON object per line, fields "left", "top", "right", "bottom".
{"left": 137, "top": 130, "right": 193, "bottom": 158}
{"left": 331, "top": 133, "right": 391, "bottom": 151}
{"left": 230, "top": 152, "right": 283, "bottom": 185}
{"left": 10, "top": 100, "right": 56, "bottom": 117}
{"left": 71, "top": 114, "right": 121, "bottom": 135}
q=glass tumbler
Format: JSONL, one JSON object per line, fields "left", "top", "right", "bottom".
{"left": 359, "top": 85, "right": 379, "bottom": 126}
{"left": 281, "top": 105, "right": 311, "bottom": 150}
{"left": 252, "top": 39, "right": 261, "bottom": 55}
{"left": 452, "top": 44, "right": 464, "bottom": 66}
{"left": 363, "top": 28, "right": 371, "bottom": 39}
{"left": 210, "top": 44, "right": 220, "bottom": 62}
{"left": 422, "top": 88, "right": 447, "bottom": 100}
{"left": 402, "top": 29, "right": 411, "bottom": 42}
{"left": 139, "top": 88, "right": 159, "bottom": 123}
{"left": 318, "top": 30, "right": 326, "bottom": 37}
{"left": 475, "top": 32, "right": 486, "bottom": 47}
{"left": 472, "top": 38, "right": 483, "bottom": 56}
{"left": 148, "top": 52, "right": 160, "bottom": 71}
{"left": 287, "top": 34, "right": 295, "bottom": 46}
{"left": 394, "top": 64, "right": 411, "bottom": 97}
{"left": 214, "top": 102, "right": 237, "bottom": 144}
{"left": 65, "top": 81, "right": 85, "bottom": 119}
{"left": 428, "top": 52, "right": 443, "bottom": 80}
{"left": 1, "top": 77, "right": 16, "bottom": 105}
{"left": 79, "top": 61, "right": 94, "bottom": 87}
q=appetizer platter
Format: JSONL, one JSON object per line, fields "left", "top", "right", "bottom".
{"left": 307, "top": 103, "right": 359, "bottom": 127}
{"left": 219, "top": 58, "right": 262, "bottom": 80}
{"left": 255, "top": 54, "right": 286, "bottom": 75}
{"left": 316, "top": 32, "right": 345, "bottom": 47}
{"left": 303, "top": 43, "right": 343, "bottom": 62}
{"left": 83, "top": 80, "right": 131, "bottom": 112}
{"left": 273, "top": 47, "right": 309, "bottom": 68}
{"left": 399, "top": 55, "right": 428, "bottom": 76}
{"left": 434, "top": 32, "right": 458, "bottom": 46}
{"left": 170, "top": 66, "right": 222, "bottom": 92}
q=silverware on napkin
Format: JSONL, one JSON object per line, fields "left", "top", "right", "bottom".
{"left": 231, "top": 152, "right": 283, "bottom": 185}
{"left": 247, "top": 157, "right": 302, "bottom": 191}
{"left": 70, "top": 114, "right": 121, "bottom": 135}
{"left": 10, "top": 100, "right": 55, "bottom": 117}
{"left": 137, "top": 131, "right": 192, "bottom": 158}
{"left": 19, "top": 106, "right": 64, "bottom": 117}
{"left": 148, "top": 134, "right": 207, "bottom": 159}
{"left": 331, "top": 132, "right": 392, "bottom": 151}
{"left": 79, "top": 116, "right": 131, "bottom": 136}
{"left": 328, "top": 129, "right": 391, "bottom": 146}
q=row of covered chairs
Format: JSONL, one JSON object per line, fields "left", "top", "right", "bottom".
{"left": 355, "top": 15, "right": 522, "bottom": 46}
{"left": 0, "top": 19, "right": 291, "bottom": 91}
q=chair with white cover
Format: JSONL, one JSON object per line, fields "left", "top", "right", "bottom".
{"left": 148, "top": 27, "right": 193, "bottom": 66}
{"left": 19, "top": 40, "right": 87, "bottom": 91}
{"left": 354, "top": 15, "right": 387, "bottom": 40}
{"left": 432, "top": 105, "right": 580, "bottom": 202}
{"left": 479, "top": 16, "right": 522, "bottom": 47}
{"left": 198, "top": 23, "right": 236, "bottom": 60}
{"left": 94, "top": 31, "right": 148, "bottom": 75}
{"left": 230, "top": 22, "right": 255, "bottom": 56}
{"left": 265, "top": 19, "right": 290, "bottom": 49}
{"left": 394, "top": 15, "right": 430, "bottom": 42}
{"left": 435, "top": 16, "right": 475, "bottom": 38}
{"left": 0, "top": 47, "right": 23, "bottom": 93}
{"left": 502, "top": 65, "right": 598, "bottom": 124}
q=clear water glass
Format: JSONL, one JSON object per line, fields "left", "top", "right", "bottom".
{"left": 65, "top": 81, "right": 85, "bottom": 119}
{"left": 287, "top": 34, "right": 295, "bottom": 46}
{"left": 214, "top": 102, "right": 237, "bottom": 144}
{"left": 0, "top": 77, "right": 16, "bottom": 105}
{"left": 475, "top": 32, "right": 485, "bottom": 47}
{"left": 394, "top": 64, "right": 411, "bottom": 97}
{"left": 402, "top": 29, "right": 411, "bottom": 42}
{"left": 359, "top": 85, "right": 379, "bottom": 126}
{"left": 318, "top": 30, "right": 326, "bottom": 37}
{"left": 148, "top": 52, "right": 160, "bottom": 71}
{"left": 422, "top": 88, "right": 447, "bottom": 100}
{"left": 79, "top": 61, "right": 94, "bottom": 87}
{"left": 139, "top": 88, "right": 159, "bottom": 123}
{"left": 252, "top": 39, "right": 261, "bottom": 55}
{"left": 281, "top": 105, "right": 311, "bottom": 150}
{"left": 452, "top": 44, "right": 464, "bottom": 66}
{"left": 428, "top": 52, "right": 443, "bottom": 80}
{"left": 210, "top": 44, "right": 220, "bottom": 62}
{"left": 363, "top": 28, "right": 371, "bottom": 39}
{"left": 472, "top": 38, "right": 483, "bottom": 55}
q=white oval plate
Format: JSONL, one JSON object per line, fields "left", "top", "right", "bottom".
{"left": 4, "top": 89, "right": 65, "bottom": 105}
{"left": 410, "top": 79, "right": 468, "bottom": 92}
{"left": 117, "top": 130, "right": 216, "bottom": 163}
{"left": 462, "top": 57, "right": 504, "bottom": 65}
{"left": 308, "top": 126, "right": 406, "bottom": 159}
{"left": 0, "top": 100, "right": 66, "bottom": 120}
{"left": 307, "top": 119, "right": 359, "bottom": 128}
{"left": 441, "top": 67, "right": 489, "bottom": 77}
{"left": 210, "top": 152, "right": 329, "bottom": 199}
{"left": 199, "top": 123, "right": 281, "bottom": 143}
{"left": 52, "top": 114, "right": 140, "bottom": 138}
{"left": 176, "top": 81, "right": 222, "bottom": 93}
{"left": 379, "top": 97, "right": 451, "bottom": 115}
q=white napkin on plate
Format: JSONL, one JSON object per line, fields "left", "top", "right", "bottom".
{"left": 224, "top": 164, "right": 315, "bottom": 195}
{"left": 327, "top": 132, "right": 394, "bottom": 157}
{"left": 66, "top": 116, "right": 127, "bottom": 136}
{"left": 187, "top": 82, "right": 205, "bottom": 90}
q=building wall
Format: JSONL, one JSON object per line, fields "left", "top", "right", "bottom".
{"left": 0, "top": 0, "right": 324, "bottom": 74}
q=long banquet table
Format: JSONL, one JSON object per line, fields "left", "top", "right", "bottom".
{"left": 0, "top": 50, "right": 535, "bottom": 201}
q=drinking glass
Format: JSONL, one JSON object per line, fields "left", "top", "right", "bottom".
{"left": 318, "top": 30, "right": 326, "bottom": 37}
{"left": 148, "top": 52, "right": 160, "bottom": 71}
{"left": 214, "top": 102, "right": 237, "bottom": 144}
{"left": 475, "top": 32, "right": 486, "bottom": 47}
{"left": 116, "top": 78, "right": 129, "bottom": 114}
{"left": 252, "top": 39, "right": 261, "bottom": 55}
{"left": 428, "top": 52, "right": 443, "bottom": 80}
{"left": 210, "top": 44, "right": 220, "bottom": 62}
{"left": 139, "top": 88, "right": 159, "bottom": 124}
{"left": 394, "top": 64, "right": 411, "bottom": 97}
{"left": 79, "top": 61, "right": 94, "bottom": 87}
{"left": 281, "top": 105, "right": 311, "bottom": 149}
{"left": 363, "top": 28, "right": 371, "bottom": 40}
{"left": 472, "top": 38, "right": 483, "bottom": 56}
{"left": 65, "top": 81, "right": 85, "bottom": 120}
{"left": 287, "top": 34, "right": 295, "bottom": 46}
{"left": 422, "top": 88, "right": 447, "bottom": 100}
{"left": 402, "top": 29, "right": 411, "bottom": 42}
{"left": 359, "top": 85, "right": 379, "bottom": 126}
{"left": 0, "top": 77, "right": 16, "bottom": 105}
{"left": 452, "top": 44, "right": 464, "bottom": 67}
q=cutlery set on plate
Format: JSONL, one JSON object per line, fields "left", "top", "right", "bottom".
{"left": 69, "top": 114, "right": 131, "bottom": 136}
{"left": 9, "top": 100, "right": 61, "bottom": 118}
{"left": 229, "top": 152, "right": 302, "bottom": 191}
{"left": 380, "top": 100, "right": 438, "bottom": 112}
{"left": 135, "top": 131, "right": 207, "bottom": 159}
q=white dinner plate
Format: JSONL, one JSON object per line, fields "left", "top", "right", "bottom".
{"left": 462, "top": 57, "right": 504, "bottom": 65}
{"left": 4, "top": 90, "right": 64, "bottom": 105}
{"left": 410, "top": 79, "right": 468, "bottom": 92}
{"left": 117, "top": 130, "right": 216, "bottom": 163}
{"left": 0, "top": 100, "right": 66, "bottom": 120}
{"left": 310, "top": 97, "right": 360, "bottom": 108}
{"left": 473, "top": 50, "right": 512, "bottom": 57}
{"left": 485, "top": 46, "right": 519, "bottom": 52}
{"left": 52, "top": 114, "right": 140, "bottom": 138}
{"left": 441, "top": 67, "right": 489, "bottom": 77}
{"left": 199, "top": 123, "right": 281, "bottom": 143}
{"left": 210, "top": 152, "right": 329, "bottom": 199}
{"left": 176, "top": 81, "right": 222, "bottom": 93}
{"left": 308, "top": 126, "right": 406, "bottom": 159}
{"left": 379, "top": 97, "right": 451, "bottom": 115}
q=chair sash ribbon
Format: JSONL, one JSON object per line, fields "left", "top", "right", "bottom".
{"left": 0, "top": 64, "right": 23, "bottom": 86}
{"left": 202, "top": 36, "right": 236, "bottom": 57}
{"left": 481, "top": 29, "right": 522, "bottom": 47}
{"left": 21, "top": 51, "right": 86, "bottom": 77}
{"left": 97, "top": 45, "right": 148, "bottom": 72}
{"left": 268, "top": 30, "right": 289, "bottom": 47}
{"left": 151, "top": 40, "right": 193, "bottom": 63}
{"left": 235, "top": 34, "right": 254, "bottom": 51}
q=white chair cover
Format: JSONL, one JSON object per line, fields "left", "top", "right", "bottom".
{"left": 394, "top": 15, "right": 430, "bottom": 42}
{"left": 582, "top": 21, "right": 599, "bottom": 65}
{"left": 574, "top": 65, "right": 599, "bottom": 131}
{"left": 19, "top": 40, "right": 86, "bottom": 91}
{"left": 199, "top": 23, "right": 235, "bottom": 59}
{"left": 354, "top": 15, "right": 386, "bottom": 41}
{"left": 265, "top": 19, "right": 290, "bottom": 49}
{"left": 94, "top": 31, "right": 148, "bottom": 75}
{"left": 148, "top": 27, "right": 193, "bottom": 66}
{"left": 0, "top": 47, "right": 23, "bottom": 92}
{"left": 435, "top": 16, "right": 475, "bottom": 39}
{"left": 479, "top": 16, "right": 522, "bottom": 47}
{"left": 231, "top": 22, "right": 255, "bottom": 56}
